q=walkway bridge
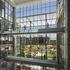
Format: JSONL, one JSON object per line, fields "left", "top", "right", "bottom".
{"left": 0, "top": 24, "right": 65, "bottom": 35}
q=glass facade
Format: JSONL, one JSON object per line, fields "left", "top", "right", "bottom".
{"left": 0, "top": 0, "right": 65, "bottom": 70}
{"left": 15, "top": 0, "right": 57, "bottom": 61}
{"left": 0, "top": 0, "right": 14, "bottom": 57}
{"left": 16, "top": 0, "right": 56, "bottom": 17}
{"left": 0, "top": 0, "right": 13, "bottom": 31}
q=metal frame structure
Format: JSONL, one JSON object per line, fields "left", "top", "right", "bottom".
{"left": 0, "top": 0, "right": 66, "bottom": 70}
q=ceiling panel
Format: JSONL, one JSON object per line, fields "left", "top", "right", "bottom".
{"left": 13, "top": 0, "right": 31, "bottom": 4}
{"left": 10, "top": 0, "right": 47, "bottom": 7}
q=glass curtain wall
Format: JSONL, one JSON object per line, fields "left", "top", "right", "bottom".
{"left": 0, "top": 0, "right": 14, "bottom": 58}
{"left": 15, "top": 0, "right": 57, "bottom": 60}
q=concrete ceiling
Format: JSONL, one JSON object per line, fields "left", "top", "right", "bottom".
{"left": 10, "top": 0, "right": 47, "bottom": 7}
{"left": 12, "top": 0, "right": 34, "bottom": 5}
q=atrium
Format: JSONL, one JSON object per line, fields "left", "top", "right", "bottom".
{"left": 0, "top": 0, "right": 69, "bottom": 70}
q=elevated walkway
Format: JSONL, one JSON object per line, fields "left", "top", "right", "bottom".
{"left": 0, "top": 27, "right": 65, "bottom": 35}
{"left": 4, "top": 56, "right": 64, "bottom": 69}
{"left": 38, "top": 27, "right": 65, "bottom": 33}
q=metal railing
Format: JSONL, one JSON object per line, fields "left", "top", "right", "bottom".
{"left": 2, "top": 24, "right": 65, "bottom": 33}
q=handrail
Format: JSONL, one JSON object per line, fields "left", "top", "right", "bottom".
{"left": 4, "top": 56, "right": 64, "bottom": 69}
{"left": 0, "top": 27, "right": 65, "bottom": 35}
{"left": 2, "top": 24, "right": 65, "bottom": 32}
